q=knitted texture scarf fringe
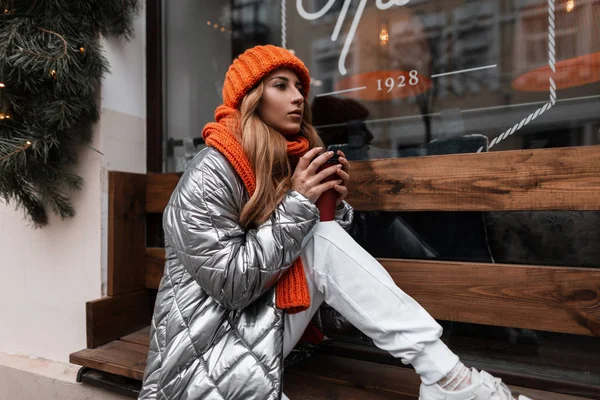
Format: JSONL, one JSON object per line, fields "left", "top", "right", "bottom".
{"left": 202, "top": 105, "right": 311, "bottom": 314}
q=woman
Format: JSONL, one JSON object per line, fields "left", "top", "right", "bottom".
{"left": 139, "top": 45, "right": 529, "bottom": 400}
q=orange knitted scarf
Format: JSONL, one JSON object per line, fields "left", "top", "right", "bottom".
{"left": 202, "top": 105, "right": 311, "bottom": 314}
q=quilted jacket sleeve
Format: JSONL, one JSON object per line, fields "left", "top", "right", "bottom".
{"left": 163, "top": 150, "right": 320, "bottom": 310}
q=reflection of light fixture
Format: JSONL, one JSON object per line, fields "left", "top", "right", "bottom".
{"left": 513, "top": 0, "right": 600, "bottom": 91}
{"left": 207, "top": 21, "right": 211, "bottom": 25}
{"left": 566, "top": 0, "right": 575, "bottom": 12}
{"left": 334, "top": 5, "right": 432, "bottom": 101}
{"left": 379, "top": 23, "right": 389, "bottom": 47}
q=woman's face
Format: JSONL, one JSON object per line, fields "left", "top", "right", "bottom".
{"left": 258, "top": 68, "right": 305, "bottom": 136}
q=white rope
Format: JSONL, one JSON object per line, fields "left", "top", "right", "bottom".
{"left": 281, "top": 0, "right": 287, "bottom": 48}
{"left": 479, "top": 0, "right": 557, "bottom": 152}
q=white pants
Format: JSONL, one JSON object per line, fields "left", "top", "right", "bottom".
{"left": 281, "top": 222, "right": 458, "bottom": 398}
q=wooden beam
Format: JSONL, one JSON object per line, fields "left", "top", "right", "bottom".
{"left": 347, "top": 145, "right": 600, "bottom": 211}
{"left": 144, "top": 146, "right": 600, "bottom": 213}
{"left": 145, "top": 247, "right": 164, "bottom": 289}
{"left": 145, "top": 248, "right": 600, "bottom": 336}
{"left": 86, "top": 291, "right": 152, "bottom": 349}
{"left": 318, "top": 339, "right": 600, "bottom": 396}
{"left": 146, "top": 173, "right": 181, "bottom": 213}
{"left": 108, "top": 172, "right": 147, "bottom": 296}
{"left": 70, "top": 340, "right": 148, "bottom": 381}
{"left": 285, "top": 354, "right": 594, "bottom": 400}
{"left": 380, "top": 258, "right": 600, "bottom": 336}
{"left": 120, "top": 326, "right": 151, "bottom": 348}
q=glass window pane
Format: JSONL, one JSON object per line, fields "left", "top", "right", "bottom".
{"left": 164, "top": 1, "right": 600, "bottom": 171}
{"left": 161, "top": 1, "right": 600, "bottom": 393}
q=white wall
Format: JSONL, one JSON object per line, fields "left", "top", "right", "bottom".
{"left": 0, "top": 7, "right": 146, "bottom": 372}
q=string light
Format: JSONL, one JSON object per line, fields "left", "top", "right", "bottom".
{"left": 0, "top": 82, "right": 5, "bottom": 88}
{"left": 79, "top": 46, "right": 85, "bottom": 53}
{"left": 207, "top": 20, "right": 231, "bottom": 35}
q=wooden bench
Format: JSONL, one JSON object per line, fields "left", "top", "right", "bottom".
{"left": 70, "top": 145, "right": 600, "bottom": 399}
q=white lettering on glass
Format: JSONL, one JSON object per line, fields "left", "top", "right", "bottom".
{"left": 376, "top": 70, "right": 419, "bottom": 92}
{"left": 296, "top": 0, "right": 411, "bottom": 75}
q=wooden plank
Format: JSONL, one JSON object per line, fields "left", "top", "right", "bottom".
{"left": 346, "top": 145, "right": 600, "bottom": 211}
{"left": 145, "top": 247, "right": 164, "bottom": 289}
{"left": 146, "top": 173, "right": 180, "bottom": 213}
{"left": 70, "top": 340, "right": 148, "bottom": 380}
{"left": 285, "top": 354, "right": 418, "bottom": 398}
{"left": 120, "top": 326, "right": 151, "bottom": 348}
{"left": 285, "top": 354, "right": 593, "bottom": 400}
{"left": 284, "top": 375, "right": 402, "bottom": 399}
{"left": 145, "top": 249, "right": 600, "bottom": 336}
{"left": 515, "top": 388, "right": 593, "bottom": 400}
{"left": 380, "top": 259, "right": 600, "bottom": 336}
{"left": 318, "top": 340, "right": 600, "bottom": 396}
{"left": 108, "top": 171, "right": 147, "bottom": 296}
{"left": 86, "top": 291, "right": 152, "bottom": 349}
{"left": 143, "top": 146, "right": 600, "bottom": 214}
{"left": 69, "top": 344, "right": 593, "bottom": 398}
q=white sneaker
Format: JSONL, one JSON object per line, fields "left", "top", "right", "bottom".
{"left": 419, "top": 369, "right": 533, "bottom": 400}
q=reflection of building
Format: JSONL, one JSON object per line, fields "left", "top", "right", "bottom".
{"left": 298, "top": 0, "right": 599, "bottom": 152}
{"left": 164, "top": 0, "right": 600, "bottom": 167}
{"left": 513, "top": 0, "right": 600, "bottom": 91}
{"left": 311, "top": 34, "right": 351, "bottom": 94}
{"left": 451, "top": 1, "right": 500, "bottom": 94}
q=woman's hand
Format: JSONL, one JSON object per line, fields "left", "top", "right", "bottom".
{"left": 333, "top": 150, "right": 350, "bottom": 207}
{"left": 291, "top": 147, "right": 343, "bottom": 204}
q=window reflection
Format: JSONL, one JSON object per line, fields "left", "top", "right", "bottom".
{"left": 162, "top": 1, "right": 600, "bottom": 392}
{"left": 163, "top": 0, "right": 600, "bottom": 269}
{"left": 165, "top": 0, "right": 600, "bottom": 170}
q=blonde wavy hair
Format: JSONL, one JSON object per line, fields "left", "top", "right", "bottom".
{"left": 236, "top": 81, "right": 323, "bottom": 229}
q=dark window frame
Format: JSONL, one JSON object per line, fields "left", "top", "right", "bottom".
{"left": 146, "top": 0, "right": 163, "bottom": 172}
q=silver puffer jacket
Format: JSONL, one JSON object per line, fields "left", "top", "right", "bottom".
{"left": 139, "top": 148, "right": 353, "bottom": 400}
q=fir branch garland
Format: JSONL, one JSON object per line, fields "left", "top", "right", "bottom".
{"left": 0, "top": 0, "right": 141, "bottom": 227}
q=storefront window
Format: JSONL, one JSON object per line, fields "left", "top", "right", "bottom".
{"left": 164, "top": 0, "right": 600, "bottom": 170}
{"left": 162, "top": 0, "right": 600, "bottom": 264}
{"left": 161, "top": 0, "right": 600, "bottom": 392}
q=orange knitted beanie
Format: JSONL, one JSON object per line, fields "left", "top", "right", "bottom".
{"left": 203, "top": 45, "right": 314, "bottom": 314}
{"left": 222, "top": 45, "right": 311, "bottom": 109}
